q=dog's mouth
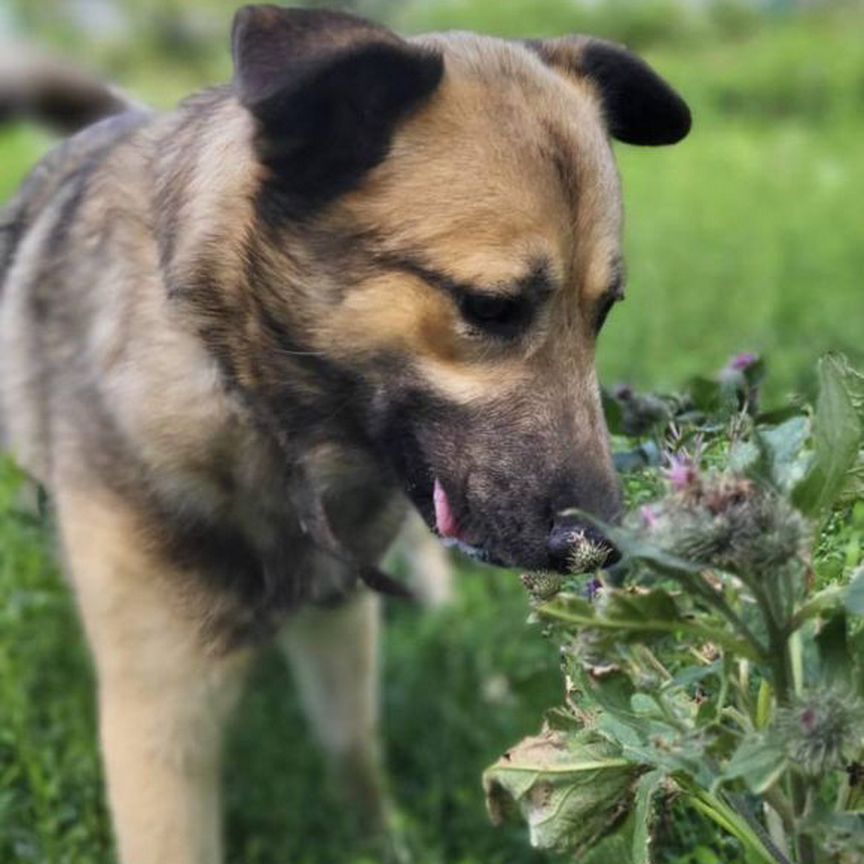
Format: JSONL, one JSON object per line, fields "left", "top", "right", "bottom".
{"left": 432, "top": 477, "right": 460, "bottom": 540}
{"left": 431, "top": 477, "right": 493, "bottom": 563}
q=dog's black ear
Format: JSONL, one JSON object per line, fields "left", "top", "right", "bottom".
{"left": 231, "top": 5, "right": 443, "bottom": 211}
{"left": 526, "top": 37, "right": 691, "bottom": 146}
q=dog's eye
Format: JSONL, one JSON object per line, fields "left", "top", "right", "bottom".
{"left": 596, "top": 276, "right": 625, "bottom": 333}
{"left": 595, "top": 294, "right": 620, "bottom": 333}
{"left": 459, "top": 293, "right": 529, "bottom": 338}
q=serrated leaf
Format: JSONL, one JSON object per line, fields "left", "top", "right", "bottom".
{"left": 793, "top": 354, "right": 862, "bottom": 515}
{"left": 484, "top": 729, "right": 641, "bottom": 854}
{"left": 605, "top": 589, "right": 682, "bottom": 626}
{"left": 539, "top": 586, "right": 756, "bottom": 659}
{"left": 723, "top": 735, "right": 787, "bottom": 794}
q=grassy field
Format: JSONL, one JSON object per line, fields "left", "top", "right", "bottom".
{"left": 0, "top": 5, "right": 862, "bottom": 863}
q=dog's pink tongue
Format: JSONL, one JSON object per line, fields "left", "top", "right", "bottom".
{"left": 433, "top": 478, "right": 460, "bottom": 539}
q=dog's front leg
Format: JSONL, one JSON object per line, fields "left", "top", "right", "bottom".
{"left": 57, "top": 486, "right": 250, "bottom": 864}
{"left": 280, "top": 590, "right": 389, "bottom": 833}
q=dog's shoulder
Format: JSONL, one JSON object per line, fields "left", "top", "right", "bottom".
{"left": 0, "top": 109, "right": 152, "bottom": 286}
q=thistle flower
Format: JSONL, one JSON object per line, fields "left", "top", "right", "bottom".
{"left": 584, "top": 577, "right": 603, "bottom": 603}
{"left": 567, "top": 530, "right": 609, "bottom": 575}
{"left": 640, "top": 505, "right": 660, "bottom": 529}
{"left": 727, "top": 352, "right": 760, "bottom": 373}
{"left": 663, "top": 454, "right": 700, "bottom": 493}
{"left": 612, "top": 384, "right": 671, "bottom": 437}
{"left": 720, "top": 352, "right": 763, "bottom": 413}
{"left": 521, "top": 571, "right": 564, "bottom": 601}
{"left": 777, "top": 689, "right": 864, "bottom": 778}
{"left": 636, "top": 473, "right": 808, "bottom": 578}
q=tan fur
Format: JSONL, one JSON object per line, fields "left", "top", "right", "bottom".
{"left": 280, "top": 591, "right": 388, "bottom": 827}
{"left": 57, "top": 483, "right": 251, "bottom": 864}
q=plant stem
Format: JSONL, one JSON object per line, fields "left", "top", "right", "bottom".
{"left": 754, "top": 581, "right": 816, "bottom": 864}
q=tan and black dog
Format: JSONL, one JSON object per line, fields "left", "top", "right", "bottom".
{"left": 0, "top": 6, "right": 690, "bottom": 862}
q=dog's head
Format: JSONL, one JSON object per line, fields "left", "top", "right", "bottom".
{"left": 225, "top": 5, "right": 690, "bottom": 572}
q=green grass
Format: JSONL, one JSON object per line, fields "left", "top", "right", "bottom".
{"left": 0, "top": 6, "right": 862, "bottom": 863}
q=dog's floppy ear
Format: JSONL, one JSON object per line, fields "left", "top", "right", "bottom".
{"left": 232, "top": 5, "right": 443, "bottom": 210}
{"left": 526, "top": 37, "right": 691, "bottom": 146}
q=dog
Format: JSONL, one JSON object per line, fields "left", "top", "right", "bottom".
{"left": 0, "top": 5, "right": 690, "bottom": 861}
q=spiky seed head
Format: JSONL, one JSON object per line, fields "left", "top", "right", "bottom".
{"left": 777, "top": 689, "right": 864, "bottom": 778}
{"left": 635, "top": 473, "right": 808, "bottom": 578}
{"left": 521, "top": 571, "right": 564, "bottom": 601}
{"left": 568, "top": 531, "right": 609, "bottom": 575}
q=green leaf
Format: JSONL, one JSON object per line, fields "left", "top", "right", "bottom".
{"left": 754, "top": 416, "right": 810, "bottom": 492}
{"left": 631, "top": 769, "right": 666, "bottom": 864}
{"left": 816, "top": 612, "right": 850, "bottom": 688}
{"left": 832, "top": 354, "right": 864, "bottom": 425}
{"left": 845, "top": 770, "right": 864, "bottom": 813}
{"left": 670, "top": 660, "right": 722, "bottom": 690}
{"left": 723, "top": 734, "right": 787, "bottom": 794}
{"left": 728, "top": 440, "right": 761, "bottom": 476}
{"left": 538, "top": 589, "right": 757, "bottom": 660}
{"left": 688, "top": 375, "right": 735, "bottom": 416}
{"left": 605, "top": 589, "right": 682, "bottom": 626}
{"left": 755, "top": 679, "right": 773, "bottom": 730}
{"left": 614, "top": 442, "right": 663, "bottom": 473}
{"left": 756, "top": 404, "right": 807, "bottom": 426}
{"left": 790, "top": 584, "right": 847, "bottom": 631}
{"left": 483, "top": 729, "right": 641, "bottom": 855}
{"left": 845, "top": 567, "right": 864, "bottom": 616}
{"left": 793, "top": 354, "right": 862, "bottom": 515}
{"left": 678, "top": 781, "right": 784, "bottom": 864}
{"left": 582, "top": 668, "right": 641, "bottom": 729}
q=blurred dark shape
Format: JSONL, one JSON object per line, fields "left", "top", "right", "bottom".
{"left": 0, "top": 48, "right": 129, "bottom": 134}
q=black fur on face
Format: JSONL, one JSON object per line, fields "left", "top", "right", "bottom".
{"left": 232, "top": 5, "right": 444, "bottom": 219}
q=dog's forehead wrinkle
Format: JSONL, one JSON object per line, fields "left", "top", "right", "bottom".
{"left": 369, "top": 247, "right": 557, "bottom": 301}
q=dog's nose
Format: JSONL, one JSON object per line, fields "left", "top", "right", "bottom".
{"left": 546, "top": 517, "right": 621, "bottom": 573}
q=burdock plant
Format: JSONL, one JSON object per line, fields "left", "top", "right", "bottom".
{"left": 485, "top": 354, "right": 864, "bottom": 864}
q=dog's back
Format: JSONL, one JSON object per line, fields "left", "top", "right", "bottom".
{"left": 0, "top": 56, "right": 144, "bottom": 479}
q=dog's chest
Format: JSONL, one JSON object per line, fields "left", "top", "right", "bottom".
{"left": 165, "top": 440, "right": 406, "bottom": 645}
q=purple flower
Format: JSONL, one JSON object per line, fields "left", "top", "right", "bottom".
{"left": 664, "top": 455, "right": 699, "bottom": 492}
{"left": 640, "top": 505, "right": 660, "bottom": 529}
{"left": 584, "top": 577, "right": 603, "bottom": 603}
{"left": 727, "top": 352, "right": 759, "bottom": 372}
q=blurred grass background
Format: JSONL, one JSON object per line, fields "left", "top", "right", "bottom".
{"left": 1, "top": 1, "right": 862, "bottom": 862}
